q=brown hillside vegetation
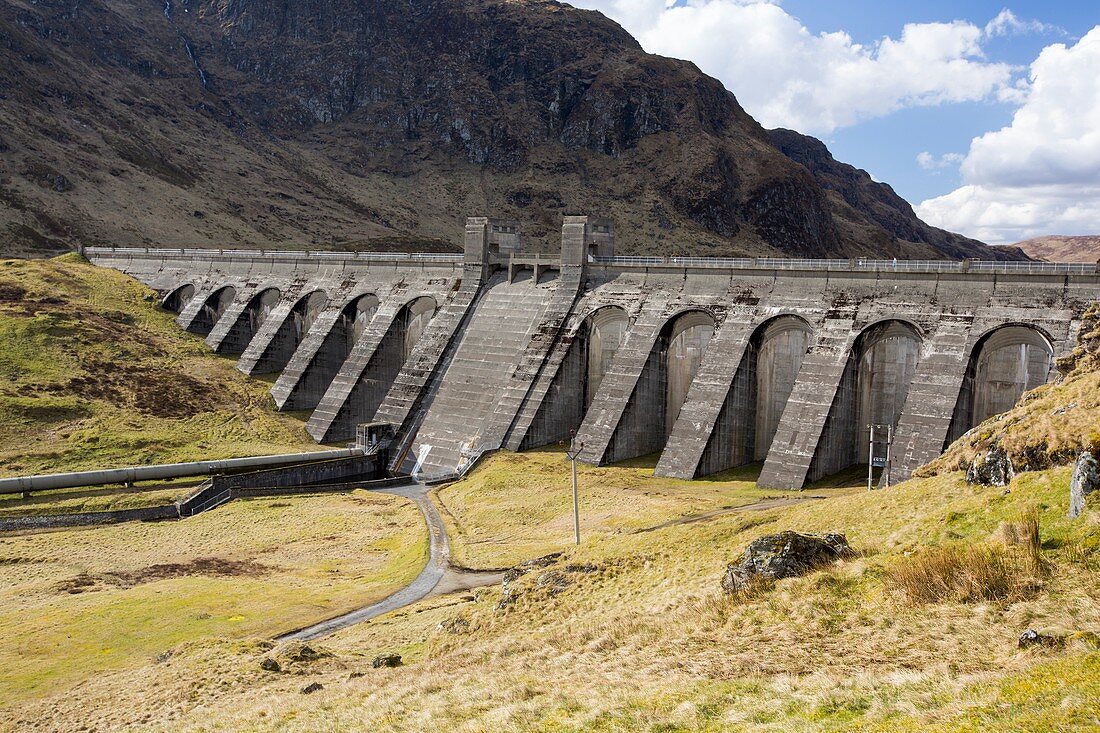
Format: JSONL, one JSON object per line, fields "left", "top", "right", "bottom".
{"left": 0, "top": 254, "right": 317, "bottom": 483}
{"left": 1011, "top": 235, "right": 1100, "bottom": 263}
{"left": 0, "top": 0, "right": 1015, "bottom": 261}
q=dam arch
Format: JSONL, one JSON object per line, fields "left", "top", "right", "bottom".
{"left": 807, "top": 318, "right": 923, "bottom": 482}
{"left": 162, "top": 284, "right": 195, "bottom": 314}
{"left": 212, "top": 287, "right": 282, "bottom": 355}
{"left": 603, "top": 308, "right": 715, "bottom": 464}
{"left": 516, "top": 305, "right": 631, "bottom": 450}
{"left": 310, "top": 294, "right": 439, "bottom": 441}
{"left": 696, "top": 314, "right": 814, "bottom": 476}
{"left": 243, "top": 290, "right": 331, "bottom": 375}
{"left": 271, "top": 292, "right": 381, "bottom": 412}
{"left": 188, "top": 286, "right": 236, "bottom": 335}
{"left": 944, "top": 324, "right": 1054, "bottom": 447}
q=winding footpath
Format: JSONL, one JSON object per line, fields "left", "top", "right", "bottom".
{"left": 279, "top": 482, "right": 500, "bottom": 642}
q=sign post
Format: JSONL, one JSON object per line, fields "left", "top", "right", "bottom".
{"left": 868, "top": 423, "right": 894, "bottom": 491}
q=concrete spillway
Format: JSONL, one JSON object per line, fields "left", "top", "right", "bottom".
{"left": 404, "top": 270, "right": 560, "bottom": 477}
{"left": 85, "top": 217, "right": 1100, "bottom": 490}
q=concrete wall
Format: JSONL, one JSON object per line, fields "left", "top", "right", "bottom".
{"left": 87, "top": 230, "right": 1100, "bottom": 489}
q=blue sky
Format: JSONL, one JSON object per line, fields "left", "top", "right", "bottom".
{"left": 572, "top": 1, "right": 1100, "bottom": 243}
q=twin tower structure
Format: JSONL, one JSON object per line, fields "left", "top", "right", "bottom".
{"left": 88, "top": 217, "right": 1098, "bottom": 488}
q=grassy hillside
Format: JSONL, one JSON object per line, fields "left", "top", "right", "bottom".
{"left": 5, "top": 459, "right": 1095, "bottom": 732}
{"left": 0, "top": 491, "right": 427, "bottom": 716}
{"left": 0, "top": 254, "right": 318, "bottom": 480}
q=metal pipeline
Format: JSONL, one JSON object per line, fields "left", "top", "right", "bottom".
{"left": 0, "top": 447, "right": 366, "bottom": 495}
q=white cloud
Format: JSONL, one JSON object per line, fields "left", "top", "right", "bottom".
{"left": 917, "top": 28, "right": 1100, "bottom": 244}
{"left": 917, "top": 151, "right": 965, "bottom": 170}
{"left": 984, "top": 9, "right": 1061, "bottom": 38}
{"left": 571, "top": 0, "right": 1018, "bottom": 135}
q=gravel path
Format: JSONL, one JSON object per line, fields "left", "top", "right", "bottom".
{"left": 278, "top": 482, "right": 501, "bottom": 642}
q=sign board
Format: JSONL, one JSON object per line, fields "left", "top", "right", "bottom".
{"left": 871, "top": 457, "right": 888, "bottom": 467}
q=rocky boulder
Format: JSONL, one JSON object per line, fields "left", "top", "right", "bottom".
{"left": 372, "top": 653, "right": 402, "bottom": 668}
{"left": 966, "top": 446, "right": 1015, "bottom": 487}
{"left": 1070, "top": 451, "right": 1100, "bottom": 519}
{"left": 722, "top": 531, "right": 852, "bottom": 594}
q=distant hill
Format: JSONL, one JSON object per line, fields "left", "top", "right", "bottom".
{"left": 1010, "top": 236, "right": 1100, "bottom": 263}
{"left": 0, "top": 0, "right": 1019, "bottom": 260}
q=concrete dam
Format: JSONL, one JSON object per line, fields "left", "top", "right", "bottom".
{"left": 87, "top": 217, "right": 1100, "bottom": 489}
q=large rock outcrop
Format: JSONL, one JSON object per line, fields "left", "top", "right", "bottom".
{"left": 722, "top": 531, "right": 852, "bottom": 594}
{"left": 0, "top": 0, "right": 1021, "bottom": 259}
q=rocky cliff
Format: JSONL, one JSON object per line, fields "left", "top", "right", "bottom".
{"left": 0, "top": 0, "right": 1019, "bottom": 259}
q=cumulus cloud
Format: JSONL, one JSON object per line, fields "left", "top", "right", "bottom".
{"left": 572, "top": 0, "right": 1020, "bottom": 135}
{"left": 917, "top": 28, "right": 1100, "bottom": 243}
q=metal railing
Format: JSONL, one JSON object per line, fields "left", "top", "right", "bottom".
{"left": 591, "top": 256, "right": 1099, "bottom": 275}
{"left": 82, "top": 247, "right": 1099, "bottom": 275}
{"left": 84, "top": 246, "right": 463, "bottom": 263}
{"left": 181, "top": 488, "right": 232, "bottom": 517}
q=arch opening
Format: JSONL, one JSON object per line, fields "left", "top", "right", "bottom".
{"left": 188, "top": 286, "right": 236, "bottom": 335}
{"left": 517, "top": 306, "right": 630, "bottom": 450}
{"left": 163, "top": 284, "right": 195, "bottom": 314}
{"left": 808, "top": 319, "right": 922, "bottom": 482}
{"left": 697, "top": 315, "right": 813, "bottom": 476}
{"left": 245, "top": 290, "right": 329, "bottom": 375}
{"left": 273, "top": 293, "right": 380, "bottom": 412}
{"left": 344, "top": 295, "right": 438, "bottom": 432}
{"left": 945, "top": 325, "right": 1053, "bottom": 447}
{"left": 213, "top": 287, "right": 281, "bottom": 355}
{"left": 603, "top": 309, "right": 715, "bottom": 464}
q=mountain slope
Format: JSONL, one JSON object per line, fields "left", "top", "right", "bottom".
{"left": 0, "top": 0, "right": 1019, "bottom": 260}
{"left": 1011, "top": 236, "right": 1100, "bottom": 263}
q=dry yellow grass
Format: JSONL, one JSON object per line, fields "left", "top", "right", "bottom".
{"left": 0, "top": 490, "right": 427, "bottom": 722}
{"left": 0, "top": 254, "right": 319, "bottom": 479}
{"left": 434, "top": 449, "right": 841, "bottom": 569}
{"left": 3, "top": 461, "right": 1094, "bottom": 733}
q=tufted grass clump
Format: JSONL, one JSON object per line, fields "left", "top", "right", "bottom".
{"left": 886, "top": 543, "right": 1036, "bottom": 604}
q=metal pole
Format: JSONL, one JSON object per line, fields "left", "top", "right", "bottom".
{"left": 572, "top": 454, "right": 580, "bottom": 545}
{"left": 885, "top": 424, "right": 893, "bottom": 490}
{"left": 567, "top": 430, "right": 582, "bottom": 545}
{"left": 867, "top": 424, "right": 875, "bottom": 492}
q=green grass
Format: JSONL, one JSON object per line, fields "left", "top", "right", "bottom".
{"left": 0, "top": 254, "right": 318, "bottom": 481}
{"left": 0, "top": 490, "right": 427, "bottom": 707}
{"left": 434, "top": 448, "right": 842, "bottom": 569}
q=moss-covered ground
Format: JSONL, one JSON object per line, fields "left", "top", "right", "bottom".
{"left": 0, "top": 254, "right": 318, "bottom": 480}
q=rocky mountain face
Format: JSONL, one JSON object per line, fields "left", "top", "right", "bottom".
{"left": 0, "top": 0, "right": 1019, "bottom": 259}
{"left": 1010, "top": 236, "right": 1100, "bottom": 263}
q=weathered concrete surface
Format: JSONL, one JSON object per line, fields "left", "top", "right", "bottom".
{"left": 87, "top": 229, "right": 1098, "bottom": 490}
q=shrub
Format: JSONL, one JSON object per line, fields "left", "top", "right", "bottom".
{"left": 886, "top": 544, "right": 1036, "bottom": 604}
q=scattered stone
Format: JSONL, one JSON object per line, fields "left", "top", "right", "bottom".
{"left": 348, "top": 671, "right": 365, "bottom": 680}
{"left": 535, "top": 569, "right": 572, "bottom": 595}
{"left": 300, "top": 682, "right": 323, "bottom": 695}
{"left": 966, "top": 446, "right": 1014, "bottom": 487}
{"left": 259, "top": 657, "right": 281, "bottom": 672}
{"left": 722, "top": 531, "right": 853, "bottom": 595}
{"left": 1018, "top": 629, "right": 1065, "bottom": 649}
{"left": 1069, "top": 451, "right": 1100, "bottom": 519}
{"left": 496, "top": 553, "right": 563, "bottom": 610}
{"left": 274, "top": 641, "right": 327, "bottom": 667}
{"left": 438, "top": 615, "right": 471, "bottom": 634}
{"left": 372, "top": 653, "right": 402, "bottom": 668}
